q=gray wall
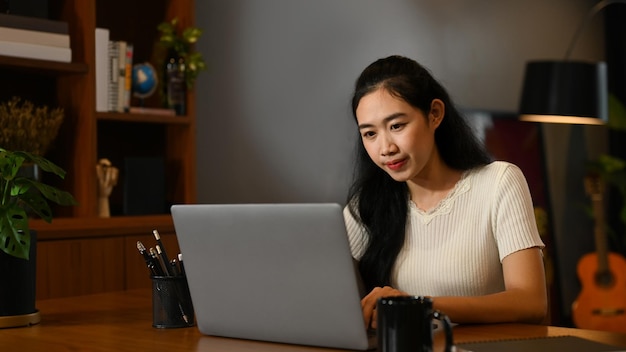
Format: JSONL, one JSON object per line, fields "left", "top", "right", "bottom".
{"left": 193, "top": 0, "right": 607, "bottom": 324}
{"left": 194, "top": 0, "right": 604, "bottom": 205}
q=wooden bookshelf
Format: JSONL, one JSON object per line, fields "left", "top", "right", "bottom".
{"left": 1, "top": 0, "right": 196, "bottom": 299}
{"left": 96, "top": 111, "right": 192, "bottom": 124}
{"left": 0, "top": 55, "right": 88, "bottom": 73}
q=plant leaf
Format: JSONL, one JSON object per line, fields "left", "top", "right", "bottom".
{"left": 20, "top": 178, "right": 77, "bottom": 207}
{"left": 157, "top": 23, "right": 174, "bottom": 34}
{"left": 13, "top": 150, "right": 66, "bottom": 178}
{"left": 182, "top": 27, "right": 202, "bottom": 43}
{"left": 0, "top": 207, "right": 30, "bottom": 260}
{"left": 608, "top": 94, "right": 626, "bottom": 131}
{"left": 0, "top": 150, "right": 25, "bottom": 181}
{"left": 17, "top": 187, "right": 53, "bottom": 222}
{"left": 9, "top": 180, "right": 31, "bottom": 197}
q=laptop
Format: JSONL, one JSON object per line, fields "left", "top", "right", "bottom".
{"left": 171, "top": 203, "right": 375, "bottom": 350}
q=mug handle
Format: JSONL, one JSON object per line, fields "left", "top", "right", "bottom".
{"left": 433, "top": 310, "right": 454, "bottom": 352}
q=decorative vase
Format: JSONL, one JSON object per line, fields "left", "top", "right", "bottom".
{"left": 0, "top": 230, "right": 41, "bottom": 328}
{"left": 164, "top": 51, "right": 186, "bottom": 116}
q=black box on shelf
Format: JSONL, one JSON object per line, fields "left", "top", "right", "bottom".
{"left": 123, "top": 156, "right": 166, "bottom": 215}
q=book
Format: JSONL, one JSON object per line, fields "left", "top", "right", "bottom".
{"left": 0, "top": 26, "right": 70, "bottom": 48}
{"left": 123, "top": 43, "right": 134, "bottom": 112}
{"left": 107, "top": 40, "right": 120, "bottom": 112}
{"left": 128, "top": 107, "right": 176, "bottom": 116}
{"left": 116, "top": 40, "right": 127, "bottom": 113}
{"left": 98, "top": 38, "right": 134, "bottom": 113}
{"left": 95, "top": 28, "right": 110, "bottom": 112}
{"left": 0, "top": 13, "right": 68, "bottom": 34}
{"left": 0, "top": 40, "right": 71, "bottom": 62}
{"left": 456, "top": 335, "right": 625, "bottom": 352}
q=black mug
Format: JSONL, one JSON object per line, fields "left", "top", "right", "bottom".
{"left": 377, "top": 296, "right": 454, "bottom": 352}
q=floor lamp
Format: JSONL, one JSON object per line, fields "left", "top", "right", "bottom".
{"left": 517, "top": 0, "right": 623, "bottom": 330}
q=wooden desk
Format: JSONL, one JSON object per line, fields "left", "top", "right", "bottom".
{"left": 2, "top": 289, "right": 626, "bottom": 351}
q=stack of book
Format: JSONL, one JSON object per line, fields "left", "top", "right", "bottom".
{"left": 95, "top": 28, "right": 134, "bottom": 113}
{"left": 0, "top": 13, "right": 71, "bottom": 62}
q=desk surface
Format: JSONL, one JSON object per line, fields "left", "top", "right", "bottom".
{"left": 2, "top": 289, "right": 626, "bottom": 352}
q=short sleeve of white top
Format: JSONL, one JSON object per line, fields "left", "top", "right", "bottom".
{"left": 343, "top": 161, "right": 545, "bottom": 297}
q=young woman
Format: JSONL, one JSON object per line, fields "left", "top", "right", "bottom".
{"left": 345, "top": 55, "right": 547, "bottom": 327}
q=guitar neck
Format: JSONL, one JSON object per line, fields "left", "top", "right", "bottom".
{"left": 591, "top": 195, "right": 609, "bottom": 273}
{"left": 587, "top": 175, "right": 610, "bottom": 273}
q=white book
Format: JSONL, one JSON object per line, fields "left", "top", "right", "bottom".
{"left": 0, "top": 26, "right": 70, "bottom": 48}
{"left": 0, "top": 40, "right": 71, "bottom": 62}
{"left": 95, "top": 28, "right": 110, "bottom": 112}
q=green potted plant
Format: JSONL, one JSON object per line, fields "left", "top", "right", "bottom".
{"left": 0, "top": 97, "right": 76, "bottom": 328}
{"left": 0, "top": 148, "right": 77, "bottom": 259}
{"left": 156, "top": 17, "right": 207, "bottom": 115}
{"left": 157, "top": 17, "right": 207, "bottom": 89}
{"left": 0, "top": 148, "right": 77, "bottom": 328}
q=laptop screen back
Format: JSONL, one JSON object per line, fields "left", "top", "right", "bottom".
{"left": 171, "top": 203, "right": 372, "bottom": 350}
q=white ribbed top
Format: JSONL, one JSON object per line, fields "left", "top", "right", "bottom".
{"left": 344, "top": 161, "right": 544, "bottom": 297}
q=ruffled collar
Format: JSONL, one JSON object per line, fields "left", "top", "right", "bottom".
{"left": 409, "top": 170, "right": 471, "bottom": 225}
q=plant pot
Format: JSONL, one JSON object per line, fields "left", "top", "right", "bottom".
{"left": 0, "top": 230, "right": 41, "bottom": 328}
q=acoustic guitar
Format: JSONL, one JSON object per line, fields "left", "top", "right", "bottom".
{"left": 572, "top": 175, "right": 626, "bottom": 333}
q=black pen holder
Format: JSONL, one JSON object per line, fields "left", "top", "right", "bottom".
{"left": 151, "top": 275, "right": 195, "bottom": 328}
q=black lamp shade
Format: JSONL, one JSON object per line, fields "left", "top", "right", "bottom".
{"left": 519, "top": 60, "right": 608, "bottom": 125}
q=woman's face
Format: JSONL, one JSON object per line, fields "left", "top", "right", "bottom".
{"left": 355, "top": 87, "right": 443, "bottom": 182}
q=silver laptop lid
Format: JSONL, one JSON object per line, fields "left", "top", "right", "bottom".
{"left": 171, "top": 203, "right": 372, "bottom": 350}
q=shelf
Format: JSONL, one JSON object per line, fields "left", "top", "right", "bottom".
{"left": 30, "top": 214, "right": 175, "bottom": 241}
{"left": 1, "top": 0, "right": 197, "bottom": 300}
{"left": 0, "top": 55, "right": 88, "bottom": 75}
{"left": 96, "top": 111, "right": 192, "bottom": 124}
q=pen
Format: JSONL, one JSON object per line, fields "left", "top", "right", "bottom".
{"left": 179, "top": 302, "right": 190, "bottom": 324}
{"left": 149, "top": 247, "right": 165, "bottom": 276}
{"left": 177, "top": 253, "right": 186, "bottom": 276}
{"left": 153, "top": 229, "right": 173, "bottom": 276}
{"left": 155, "top": 245, "right": 171, "bottom": 277}
{"left": 137, "top": 241, "right": 158, "bottom": 276}
{"left": 169, "top": 258, "right": 180, "bottom": 276}
{"left": 175, "top": 252, "right": 190, "bottom": 322}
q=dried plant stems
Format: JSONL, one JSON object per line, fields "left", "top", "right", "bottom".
{"left": 0, "top": 97, "right": 64, "bottom": 156}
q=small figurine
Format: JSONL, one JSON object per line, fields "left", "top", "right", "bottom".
{"left": 96, "top": 158, "right": 119, "bottom": 218}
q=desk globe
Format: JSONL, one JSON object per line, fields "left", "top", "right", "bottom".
{"left": 132, "top": 62, "right": 158, "bottom": 100}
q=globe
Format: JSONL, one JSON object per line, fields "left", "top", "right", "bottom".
{"left": 132, "top": 62, "right": 158, "bottom": 99}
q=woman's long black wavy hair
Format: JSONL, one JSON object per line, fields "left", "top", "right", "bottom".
{"left": 347, "top": 55, "right": 492, "bottom": 292}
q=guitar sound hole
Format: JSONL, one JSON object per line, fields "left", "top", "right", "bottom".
{"left": 595, "top": 271, "right": 615, "bottom": 288}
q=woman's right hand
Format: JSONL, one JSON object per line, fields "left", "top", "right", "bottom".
{"left": 361, "top": 286, "right": 408, "bottom": 329}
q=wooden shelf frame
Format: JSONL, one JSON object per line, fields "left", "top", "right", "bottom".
{"left": 1, "top": 0, "right": 197, "bottom": 299}
{"left": 30, "top": 215, "right": 175, "bottom": 241}
{"left": 0, "top": 55, "right": 88, "bottom": 74}
{"left": 97, "top": 112, "right": 193, "bottom": 124}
